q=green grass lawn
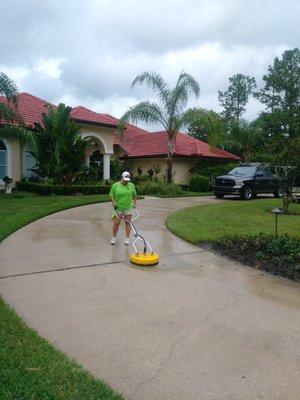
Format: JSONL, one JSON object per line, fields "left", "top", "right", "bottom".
{"left": 0, "top": 191, "right": 110, "bottom": 242}
{"left": 166, "top": 198, "right": 300, "bottom": 244}
{"left": 0, "top": 191, "right": 123, "bottom": 400}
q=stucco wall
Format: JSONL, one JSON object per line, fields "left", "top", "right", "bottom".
{"left": 130, "top": 157, "right": 196, "bottom": 185}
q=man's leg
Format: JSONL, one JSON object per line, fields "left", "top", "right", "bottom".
{"left": 111, "top": 216, "right": 121, "bottom": 244}
{"left": 124, "top": 214, "right": 132, "bottom": 244}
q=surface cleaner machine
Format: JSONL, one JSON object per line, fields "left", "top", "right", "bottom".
{"left": 115, "top": 207, "right": 160, "bottom": 266}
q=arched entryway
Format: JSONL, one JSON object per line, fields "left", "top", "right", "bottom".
{"left": 83, "top": 135, "right": 112, "bottom": 181}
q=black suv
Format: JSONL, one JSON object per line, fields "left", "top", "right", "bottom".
{"left": 213, "top": 165, "right": 282, "bottom": 200}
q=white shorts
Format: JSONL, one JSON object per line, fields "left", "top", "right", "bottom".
{"left": 122, "top": 208, "right": 134, "bottom": 216}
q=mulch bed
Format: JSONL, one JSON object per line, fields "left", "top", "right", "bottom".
{"left": 209, "top": 236, "right": 300, "bottom": 281}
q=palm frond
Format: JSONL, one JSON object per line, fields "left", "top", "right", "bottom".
{"left": 118, "top": 101, "right": 168, "bottom": 133}
{"left": 0, "top": 125, "right": 36, "bottom": 150}
{"left": 0, "top": 72, "right": 18, "bottom": 102}
{"left": 0, "top": 103, "right": 20, "bottom": 122}
{"left": 168, "top": 71, "right": 200, "bottom": 115}
{"left": 132, "top": 71, "right": 170, "bottom": 106}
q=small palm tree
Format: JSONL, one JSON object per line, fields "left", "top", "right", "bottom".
{"left": 0, "top": 72, "right": 35, "bottom": 147}
{"left": 119, "top": 71, "right": 200, "bottom": 182}
{"left": 32, "top": 104, "right": 90, "bottom": 183}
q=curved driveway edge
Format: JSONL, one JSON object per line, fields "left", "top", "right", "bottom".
{"left": 0, "top": 197, "right": 299, "bottom": 400}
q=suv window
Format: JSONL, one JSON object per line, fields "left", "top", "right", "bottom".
{"left": 263, "top": 168, "right": 272, "bottom": 176}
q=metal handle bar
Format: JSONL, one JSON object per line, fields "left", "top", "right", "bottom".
{"left": 113, "top": 207, "right": 153, "bottom": 255}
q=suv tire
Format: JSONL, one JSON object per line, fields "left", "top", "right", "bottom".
{"left": 215, "top": 193, "right": 224, "bottom": 199}
{"left": 274, "top": 189, "right": 283, "bottom": 198}
{"left": 241, "top": 186, "right": 253, "bottom": 200}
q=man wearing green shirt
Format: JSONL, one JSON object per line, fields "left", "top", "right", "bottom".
{"left": 109, "top": 171, "right": 137, "bottom": 245}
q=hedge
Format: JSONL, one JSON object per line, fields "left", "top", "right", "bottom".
{"left": 17, "top": 181, "right": 111, "bottom": 195}
{"left": 189, "top": 174, "right": 210, "bottom": 192}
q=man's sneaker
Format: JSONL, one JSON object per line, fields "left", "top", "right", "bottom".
{"left": 124, "top": 238, "right": 130, "bottom": 245}
{"left": 110, "top": 237, "right": 117, "bottom": 245}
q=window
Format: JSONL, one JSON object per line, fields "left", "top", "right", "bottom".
{"left": 23, "top": 146, "right": 36, "bottom": 177}
{"left": 0, "top": 140, "right": 7, "bottom": 179}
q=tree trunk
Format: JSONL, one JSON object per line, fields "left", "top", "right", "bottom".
{"left": 166, "top": 157, "right": 173, "bottom": 183}
{"left": 166, "top": 134, "right": 175, "bottom": 183}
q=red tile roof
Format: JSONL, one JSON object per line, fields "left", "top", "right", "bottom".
{"left": 0, "top": 93, "right": 118, "bottom": 128}
{"left": 119, "top": 130, "right": 240, "bottom": 161}
{"left": 70, "top": 106, "right": 118, "bottom": 127}
{"left": 0, "top": 92, "right": 53, "bottom": 127}
{"left": 0, "top": 92, "right": 240, "bottom": 160}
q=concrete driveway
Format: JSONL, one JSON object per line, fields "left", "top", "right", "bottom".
{"left": 0, "top": 196, "right": 299, "bottom": 400}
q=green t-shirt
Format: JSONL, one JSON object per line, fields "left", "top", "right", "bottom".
{"left": 109, "top": 181, "right": 137, "bottom": 211}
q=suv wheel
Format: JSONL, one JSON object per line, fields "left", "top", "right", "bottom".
{"left": 274, "top": 189, "right": 283, "bottom": 198}
{"left": 242, "top": 186, "right": 253, "bottom": 200}
{"left": 215, "top": 193, "right": 224, "bottom": 199}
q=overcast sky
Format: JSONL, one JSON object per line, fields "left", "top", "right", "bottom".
{"left": 0, "top": 0, "right": 299, "bottom": 129}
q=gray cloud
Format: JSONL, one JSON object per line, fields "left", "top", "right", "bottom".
{"left": 0, "top": 0, "right": 299, "bottom": 124}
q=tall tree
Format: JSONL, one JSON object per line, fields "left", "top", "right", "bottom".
{"left": 218, "top": 73, "right": 256, "bottom": 123}
{"left": 119, "top": 71, "right": 200, "bottom": 183}
{"left": 32, "top": 104, "right": 90, "bottom": 183}
{"left": 188, "top": 108, "right": 225, "bottom": 147}
{"left": 255, "top": 48, "right": 300, "bottom": 139}
{"left": 0, "top": 72, "right": 34, "bottom": 146}
{"left": 255, "top": 48, "right": 300, "bottom": 212}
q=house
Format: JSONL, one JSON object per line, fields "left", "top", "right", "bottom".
{"left": 0, "top": 92, "right": 240, "bottom": 187}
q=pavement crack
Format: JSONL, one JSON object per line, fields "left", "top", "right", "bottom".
{"left": 131, "top": 293, "right": 240, "bottom": 397}
{"left": 0, "top": 259, "right": 127, "bottom": 280}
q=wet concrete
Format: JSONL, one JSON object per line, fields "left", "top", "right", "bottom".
{"left": 0, "top": 196, "right": 299, "bottom": 400}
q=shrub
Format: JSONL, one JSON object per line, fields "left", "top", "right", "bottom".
{"left": 136, "top": 180, "right": 181, "bottom": 196}
{"left": 189, "top": 175, "right": 209, "bottom": 192}
{"left": 219, "top": 233, "right": 300, "bottom": 280}
{"left": 190, "top": 161, "right": 239, "bottom": 185}
{"left": 16, "top": 181, "right": 110, "bottom": 195}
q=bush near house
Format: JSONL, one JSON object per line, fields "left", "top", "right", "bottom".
{"left": 17, "top": 181, "right": 111, "bottom": 195}
{"left": 189, "top": 174, "right": 210, "bottom": 192}
{"left": 190, "top": 161, "right": 239, "bottom": 185}
{"left": 136, "top": 180, "right": 182, "bottom": 196}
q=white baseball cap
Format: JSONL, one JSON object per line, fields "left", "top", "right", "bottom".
{"left": 122, "top": 171, "right": 131, "bottom": 181}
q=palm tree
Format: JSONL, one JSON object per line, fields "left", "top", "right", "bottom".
{"left": 32, "top": 103, "right": 90, "bottom": 183}
{"left": 119, "top": 71, "right": 200, "bottom": 182}
{"left": 0, "top": 72, "right": 35, "bottom": 147}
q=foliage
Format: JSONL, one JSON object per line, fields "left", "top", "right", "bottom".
{"left": 136, "top": 179, "right": 182, "bottom": 196}
{"left": 32, "top": 103, "right": 89, "bottom": 184}
{"left": 73, "top": 164, "right": 103, "bottom": 184}
{"left": 190, "top": 160, "right": 239, "bottom": 183}
{"left": 224, "top": 119, "right": 261, "bottom": 161}
{"left": 188, "top": 108, "right": 225, "bottom": 147}
{"left": 110, "top": 158, "right": 133, "bottom": 181}
{"left": 119, "top": 70, "right": 200, "bottom": 183}
{"left": 218, "top": 73, "right": 256, "bottom": 123}
{"left": 254, "top": 49, "right": 300, "bottom": 211}
{"left": 0, "top": 72, "right": 35, "bottom": 149}
{"left": 255, "top": 48, "right": 300, "bottom": 140}
{"left": 219, "top": 233, "right": 300, "bottom": 280}
{"left": 189, "top": 174, "right": 210, "bottom": 192}
{"left": 17, "top": 181, "right": 111, "bottom": 195}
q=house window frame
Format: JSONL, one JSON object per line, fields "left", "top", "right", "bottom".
{"left": 0, "top": 139, "right": 12, "bottom": 183}
{"left": 22, "top": 144, "right": 36, "bottom": 178}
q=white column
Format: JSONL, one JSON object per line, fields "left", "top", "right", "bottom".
{"left": 103, "top": 153, "right": 111, "bottom": 181}
{"left": 85, "top": 154, "right": 90, "bottom": 167}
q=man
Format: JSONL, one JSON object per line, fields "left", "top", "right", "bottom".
{"left": 109, "top": 171, "right": 137, "bottom": 245}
